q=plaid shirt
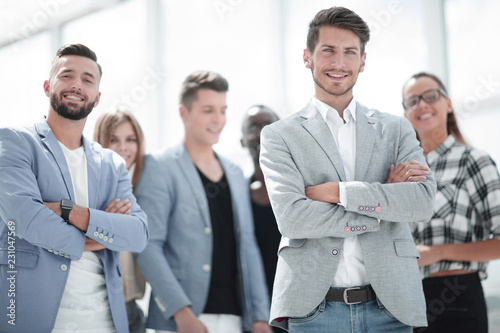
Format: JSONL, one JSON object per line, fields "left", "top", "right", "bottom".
{"left": 411, "top": 135, "right": 500, "bottom": 279}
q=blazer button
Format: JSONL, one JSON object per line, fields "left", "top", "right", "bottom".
{"left": 109, "top": 238, "right": 114, "bottom": 243}
{"left": 204, "top": 227, "right": 212, "bottom": 235}
{"left": 202, "top": 264, "right": 211, "bottom": 272}
{"left": 94, "top": 231, "right": 99, "bottom": 237}
{"left": 358, "top": 206, "right": 364, "bottom": 212}
{"left": 331, "top": 248, "right": 339, "bottom": 256}
{"left": 103, "top": 236, "right": 108, "bottom": 242}
{"left": 99, "top": 233, "right": 104, "bottom": 239}
{"left": 60, "top": 264, "right": 68, "bottom": 271}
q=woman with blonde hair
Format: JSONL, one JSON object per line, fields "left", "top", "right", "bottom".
{"left": 94, "top": 108, "right": 147, "bottom": 333}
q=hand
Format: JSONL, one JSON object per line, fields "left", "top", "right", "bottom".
{"left": 386, "top": 161, "right": 429, "bottom": 184}
{"left": 174, "top": 307, "right": 209, "bottom": 333}
{"left": 305, "top": 182, "right": 339, "bottom": 203}
{"left": 84, "top": 237, "right": 106, "bottom": 251}
{"left": 104, "top": 198, "right": 132, "bottom": 215}
{"left": 252, "top": 321, "right": 273, "bottom": 333}
{"left": 416, "top": 244, "right": 443, "bottom": 267}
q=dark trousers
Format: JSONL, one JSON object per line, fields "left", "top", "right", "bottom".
{"left": 414, "top": 272, "right": 488, "bottom": 333}
{"left": 126, "top": 300, "right": 146, "bottom": 333}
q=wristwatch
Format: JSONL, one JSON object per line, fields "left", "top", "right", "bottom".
{"left": 60, "top": 199, "right": 73, "bottom": 222}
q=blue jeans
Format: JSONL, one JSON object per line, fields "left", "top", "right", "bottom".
{"left": 288, "top": 298, "right": 412, "bottom": 333}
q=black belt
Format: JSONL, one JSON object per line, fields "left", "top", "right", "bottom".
{"left": 326, "top": 285, "right": 376, "bottom": 305}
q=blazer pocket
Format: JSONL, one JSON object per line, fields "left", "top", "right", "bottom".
{"left": 277, "top": 237, "right": 307, "bottom": 255}
{"left": 0, "top": 248, "right": 39, "bottom": 268}
{"left": 393, "top": 239, "right": 419, "bottom": 258}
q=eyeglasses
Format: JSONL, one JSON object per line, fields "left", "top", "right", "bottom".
{"left": 402, "top": 89, "right": 448, "bottom": 111}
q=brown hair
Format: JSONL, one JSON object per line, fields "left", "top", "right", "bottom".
{"left": 94, "top": 108, "right": 145, "bottom": 188}
{"left": 179, "top": 71, "right": 228, "bottom": 110}
{"left": 50, "top": 43, "right": 102, "bottom": 80}
{"left": 404, "top": 72, "right": 466, "bottom": 145}
{"left": 307, "top": 7, "right": 370, "bottom": 54}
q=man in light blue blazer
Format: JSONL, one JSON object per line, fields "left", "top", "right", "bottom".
{"left": 259, "top": 7, "right": 436, "bottom": 332}
{"left": 0, "top": 44, "right": 148, "bottom": 333}
{"left": 135, "top": 71, "right": 272, "bottom": 333}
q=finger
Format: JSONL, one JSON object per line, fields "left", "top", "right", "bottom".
{"left": 116, "top": 203, "right": 132, "bottom": 214}
{"left": 405, "top": 169, "right": 430, "bottom": 176}
{"left": 104, "top": 199, "right": 120, "bottom": 212}
{"left": 113, "top": 199, "right": 130, "bottom": 210}
{"left": 406, "top": 176, "right": 427, "bottom": 182}
{"left": 395, "top": 161, "right": 421, "bottom": 172}
{"left": 400, "top": 165, "right": 429, "bottom": 179}
{"left": 107, "top": 199, "right": 131, "bottom": 213}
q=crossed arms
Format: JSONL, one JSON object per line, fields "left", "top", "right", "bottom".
{"left": 0, "top": 127, "right": 148, "bottom": 259}
{"left": 259, "top": 117, "right": 437, "bottom": 240}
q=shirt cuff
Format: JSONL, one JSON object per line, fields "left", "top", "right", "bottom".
{"left": 338, "top": 182, "right": 346, "bottom": 207}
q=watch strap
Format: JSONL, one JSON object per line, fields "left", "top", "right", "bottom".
{"left": 60, "top": 199, "right": 73, "bottom": 222}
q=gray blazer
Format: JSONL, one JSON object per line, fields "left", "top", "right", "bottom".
{"left": 260, "top": 101, "right": 436, "bottom": 329}
{"left": 134, "top": 143, "right": 270, "bottom": 331}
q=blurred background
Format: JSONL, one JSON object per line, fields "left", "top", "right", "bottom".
{"left": 1, "top": 0, "right": 500, "bottom": 329}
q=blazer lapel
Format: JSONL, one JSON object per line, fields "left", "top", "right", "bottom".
{"left": 301, "top": 102, "right": 346, "bottom": 180}
{"left": 354, "top": 103, "right": 377, "bottom": 180}
{"left": 83, "top": 138, "right": 100, "bottom": 209}
{"left": 175, "top": 144, "right": 211, "bottom": 227}
{"left": 35, "top": 119, "right": 75, "bottom": 201}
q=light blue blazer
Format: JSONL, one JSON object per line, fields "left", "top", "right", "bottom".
{"left": 134, "top": 143, "right": 270, "bottom": 331}
{"left": 260, "top": 101, "right": 437, "bottom": 329}
{"left": 0, "top": 119, "right": 148, "bottom": 333}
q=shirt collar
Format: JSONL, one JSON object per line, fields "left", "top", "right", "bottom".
{"left": 311, "top": 96, "right": 357, "bottom": 123}
{"left": 426, "top": 134, "right": 458, "bottom": 163}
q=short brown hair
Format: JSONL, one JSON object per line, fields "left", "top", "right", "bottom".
{"left": 93, "top": 108, "right": 145, "bottom": 188}
{"left": 179, "top": 71, "right": 228, "bottom": 110}
{"left": 307, "top": 7, "right": 370, "bottom": 54}
{"left": 50, "top": 43, "right": 102, "bottom": 79}
{"left": 404, "top": 72, "right": 466, "bottom": 145}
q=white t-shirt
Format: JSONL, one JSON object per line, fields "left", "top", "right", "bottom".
{"left": 52, "top": 142, "right": 115, "bottom": 333}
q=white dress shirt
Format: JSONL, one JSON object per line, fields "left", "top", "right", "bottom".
{"left": 311, "top": 97, "right": 369, "bottom": 288}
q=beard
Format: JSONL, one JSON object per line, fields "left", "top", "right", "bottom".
{"left": 310, "top": 62, "right": 358, "bottom": 97}
{"left": 50, "top": 91, "right": 95, "bottom": 120}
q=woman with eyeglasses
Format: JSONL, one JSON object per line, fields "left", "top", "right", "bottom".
{"left": 402, "top": 72, "right": 500, "bottom": 333}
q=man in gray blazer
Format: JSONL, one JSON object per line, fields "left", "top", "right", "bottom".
{"left": 135, "top": 71, "right": 272, "bottom": 333}
{"left": 259, "top": 7, "right": 436, "bottom": 332}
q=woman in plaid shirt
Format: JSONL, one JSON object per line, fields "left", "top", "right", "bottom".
{"left": 402, "top": 72, "right": 500, "bottom": 333}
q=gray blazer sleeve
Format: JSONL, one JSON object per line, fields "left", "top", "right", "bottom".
{"left": 260, "top": 115, "right": 436, "bottom": 240}
{"left": 343, "top": 117, "right": 436, "bottom": 222}
{"left": 260, "top": 125, "right": 380, "bottom": 240}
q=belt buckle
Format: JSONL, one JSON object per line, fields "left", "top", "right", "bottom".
{"left": 343, "top": 287, "right": 361, "bottom": 305}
